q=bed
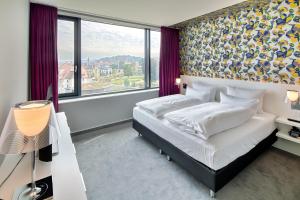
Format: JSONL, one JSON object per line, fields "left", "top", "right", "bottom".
{"left": 132, "top": 106, "right": 278, "bottom": 197}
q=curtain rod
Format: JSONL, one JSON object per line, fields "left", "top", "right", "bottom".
{"left": 58, "top": 7, "right": 161, "bottom": 30}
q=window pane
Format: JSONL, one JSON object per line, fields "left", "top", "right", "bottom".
{"left": 58, "top": 19, "right": 75, "bottom": 94}
{"left": 81, "top": 21, "right": 145, "bottom": 95}
{"left": 150, "top": 31, "right": 160, "bottom": 88}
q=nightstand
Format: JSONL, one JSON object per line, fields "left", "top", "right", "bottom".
{"left": 274, "top": 117, "right": 300, "bottom": 156}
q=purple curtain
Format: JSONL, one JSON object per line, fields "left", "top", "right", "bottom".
{"left": 30, "top": 3, "right": 58, "bottom": 111}
{"left": 159, "top": 27, "right": 180, "bottom": 97}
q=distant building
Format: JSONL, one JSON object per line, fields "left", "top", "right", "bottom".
{"left": 58, "top": 63, "right": 74, "bottom": 93}
{"left": 113, "top": 68, "right": 124, "bottom": 76}
{"left": 100, "top": 66, "right": 113, "bottom": 76}
{"left": 81, "top": 65, "right": 93, "bottom": 84}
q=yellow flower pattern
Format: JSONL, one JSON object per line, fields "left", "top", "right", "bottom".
{"left": 179, "top": 0, "right": 300, "bottom": 84}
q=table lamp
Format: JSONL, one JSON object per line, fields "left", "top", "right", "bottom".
{"left": 286, "top": 90, "right": 299, "bottom": 103}
{"left": 175, "top": 78, "right": 181, "bottom": 86}
{"left": 285, "top": 90, "right": 300, "bottom": 123}
{"left": 13, "top": 100, "right": 51, "bottom": 199}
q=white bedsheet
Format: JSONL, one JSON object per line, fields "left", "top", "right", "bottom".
{"left": 133, "top": 107, "right": 276, "bottom": 170}
{"left": 165, "top": 102, "right": 257, "bottom": 140}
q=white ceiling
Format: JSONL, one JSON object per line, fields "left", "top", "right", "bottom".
{"left": 31, "top": 0, "right": 245, "bottom": 26}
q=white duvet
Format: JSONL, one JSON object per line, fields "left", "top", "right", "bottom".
{"left": 136, "top": 94, "right": 204, "bottom": 117}
{"left": 164, "top": 102, "right": 257, "bottom": 140}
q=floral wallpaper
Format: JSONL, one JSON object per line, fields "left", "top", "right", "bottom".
{"left": 178, "top": 0, "right": 300, "bottom": 84}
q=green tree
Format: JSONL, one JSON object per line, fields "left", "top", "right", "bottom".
{"left": 123, "top": 64, "right": 134, "bottom": 76}
{"left": 150, "top": 58, "right": 158, "bottom": 81}
{"left": 111, "top": 63, "right": 118, "bottom": 69}
{"left": 124, "top": 77, "right": 130, "bottom": 87}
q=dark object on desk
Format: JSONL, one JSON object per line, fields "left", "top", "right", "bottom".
{"left": 289, "top": 127, "right": 300, "bottom": 138}
{"left": 39, "top": 145, "right": 52, "bottom": 162}
{"left": 183, "top": 83, "right": 187, "bottom": 89}
{"left": 288, "top": 118, "right": 300, "bottom": 123}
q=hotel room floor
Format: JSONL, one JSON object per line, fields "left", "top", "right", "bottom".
{"left": 72, "top": 122, "right": 300, "bottom": 200}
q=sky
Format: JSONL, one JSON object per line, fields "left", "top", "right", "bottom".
{"left": 58, "top": 20, "right": 160, "bottom": 61}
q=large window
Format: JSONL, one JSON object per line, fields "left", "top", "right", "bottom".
{"left": 58, "top": 16, "right": 160, "bottom": 97}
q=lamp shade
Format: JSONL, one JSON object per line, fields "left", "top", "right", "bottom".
{"left": 286, "top": 90, "right": 299, "bottom": 102}
{"left": 14, "top": 101, "right": 51, "bottom": 137}
{"left": 176, "top": 78, "right": 181, "bottom": 85}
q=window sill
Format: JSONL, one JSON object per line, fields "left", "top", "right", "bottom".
{"left": 59, "top": 88, "right": 159, "bottom": 104}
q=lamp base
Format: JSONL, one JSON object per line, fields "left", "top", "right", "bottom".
{"left": 17, "top": 184, "right": 46, "bottom": 200}
{"left": 13, "top": 176, "right": 53, "bottom": 200}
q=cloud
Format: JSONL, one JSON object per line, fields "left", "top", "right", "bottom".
{"left": 58, "top": 19, "right": 160, "bottom": 61}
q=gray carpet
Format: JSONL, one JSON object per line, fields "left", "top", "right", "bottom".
{"left": 72, "top": 122, "right": 300, "bottom": 200}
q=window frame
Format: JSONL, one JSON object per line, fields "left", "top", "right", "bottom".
{"left": 58, "top": 15, "right": 159, "bottom": 99}
{"left": 58, "top": 15, "right": 81, "bottom": 98}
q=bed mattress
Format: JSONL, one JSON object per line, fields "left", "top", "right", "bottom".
{"left": 133, "top": 107, "right": 276, "bottom": 170}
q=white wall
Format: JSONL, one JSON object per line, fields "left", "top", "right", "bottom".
{"left": 60, "top": 89, "right": 158, "bottom": 133}
{"left": 0, "top": 0, "right": 29, "bottom": 130}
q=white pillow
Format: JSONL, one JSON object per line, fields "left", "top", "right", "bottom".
{"left": 220, "top": 92, "right": 259, "bottom": 112}
{"left": 192, "top": 82, "right": 217, "bottom": 101}
{"left": 226, "top": 86, "right": 264, "bottom": 113}
{"left": 186, "top": 86, "right": 210, "bottom": 102}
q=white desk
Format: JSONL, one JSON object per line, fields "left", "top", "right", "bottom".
{"left": 0, "top": 112, "right": 87, "bottom": 200}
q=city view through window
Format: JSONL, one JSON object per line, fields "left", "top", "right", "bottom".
{"left": 58, "top": 19, "right": 160, "bottom": 96}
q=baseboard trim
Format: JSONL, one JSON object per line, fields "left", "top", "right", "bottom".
{"left": 71, "top": 118, "right": 133, "bottom": 136}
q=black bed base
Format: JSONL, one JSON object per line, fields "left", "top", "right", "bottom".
{"left": 133, "top": 119, "right": 278, "bottom": 193}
